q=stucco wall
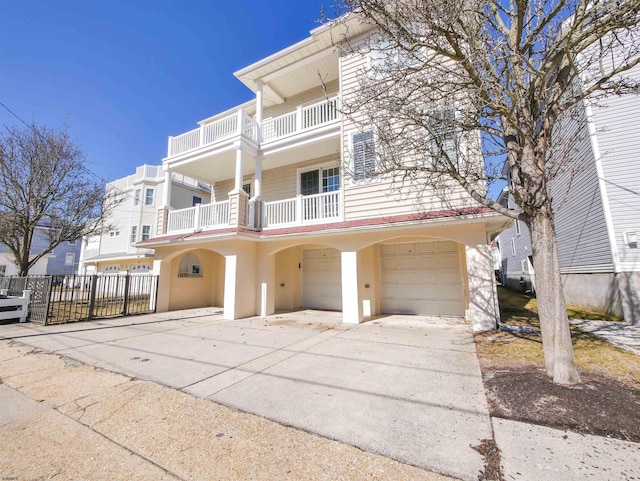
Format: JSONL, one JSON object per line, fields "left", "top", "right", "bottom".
{"left": 274, "top": 246, "right": 303, "bottom": 312}
{"left": 168, "top": 249, "right": 224, "bottom": 310}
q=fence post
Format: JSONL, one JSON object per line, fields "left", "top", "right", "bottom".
{"left": 153, "top": 275, "right": 159, "bottom": 313}
{"left": 122, "top": 273, "right": 131, "bottom": 316}
{"left": 43, "top": 277, "right": 53, "bottom": 326}
{"left": 87, "top": 275, "right": 98, "bottom": 320}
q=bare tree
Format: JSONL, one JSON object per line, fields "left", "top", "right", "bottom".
{"left": 331, "top": 0, "right": 640, "bottom": 384}
{"left": 0, "top": 124, "right": 111, "bottom": 276}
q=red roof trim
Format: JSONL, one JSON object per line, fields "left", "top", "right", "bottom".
{"left": 137, "top": 207, "right": 494, "bottom": 246}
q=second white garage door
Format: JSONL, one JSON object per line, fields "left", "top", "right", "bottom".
{"left": 301, "top": 248, "right": 342, "bottom": 311}
{"left": 380, "top": 241, "right": 465, "bottom": 316}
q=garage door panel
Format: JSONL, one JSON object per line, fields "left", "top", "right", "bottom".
{"left": 302, "top": 248, "right": 342, "bottom": 311}
{"left": 381, "top": 241, "right": 465, "bottom": 317}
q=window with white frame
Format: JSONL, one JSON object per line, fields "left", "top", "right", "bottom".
{"left": 510, "top": 238, "right": 516, "bottom": 256}
{"left": 352, "top": 131, "right": 376, "bottom": 182}
{"left": 130, "top": 226, "right": 137, "bottom": 244}
{"left": 108, "top": 230, "right": 120, "bottom": 238}
{"left": 192, "top": 196, "right": 202, "bottom": 206}
{"left": 298, "top": 165, "right": 341, "bottom": 220}
{"left": 65, "top": 253, "right": 75, "bottom": 266}
{"left": 141, "top": 225, "right": 151, "bottom": 241}
{"left": 515, "top": 219, "right": 521, "bottom": 235}
{"left": 144, "top": 188, "right": 154, "bottom": 206}
{"left": 521, "top": 258, "right": 529, "bottom": 273}
{"left": 300, "top": 166, "right": 340, "bottom": 196}
{"left": 242, "top": 183, "right": 252, "bottom": 197}
{"left": 134, "top": 189, "right": 141, "bottom": 206}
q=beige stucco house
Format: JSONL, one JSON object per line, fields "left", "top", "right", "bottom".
{"left": 139, "top": 19, "right": 508, "bottom": 331}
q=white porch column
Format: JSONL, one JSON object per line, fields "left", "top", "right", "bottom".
{"left": 255, "top": 80, "right": 263, "bottom": 138}
{"left": 341, "top": 250, "right": 363, "bottom": 324}
{"left": 234, "top": 148, "right": 244, "bottom": 192}
{"left": 153, "top": 258, "right": 171, "bottom": 313}
{"left": 254, "top": 80, "right": 264, "bottom": 199}
{"left": 223, "top": 254, "right": 238, "bottom": 320}
{"left": 162, "top": 165, "right": 172, "bottom": 207}
{"left": 465, "top": 244, "right": 499, "bottom": 332}
{"left": 223, "top": 242, "right": 257, "bottom": 320}
{"left": 255, "top": 252, "right": 275, "bottom": 317}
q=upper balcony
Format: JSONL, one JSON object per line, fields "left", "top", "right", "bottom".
{"left": 164, "top": 96, "right": 341, "bottom": 184}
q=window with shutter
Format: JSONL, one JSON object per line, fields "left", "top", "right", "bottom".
{"left": 427, "top": 108, "right": 458, "bottom": 165}
{"left": 352, "top": 131, "right": 376, "bottom": 182}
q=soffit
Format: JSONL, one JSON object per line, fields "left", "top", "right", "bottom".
{"left": 234, "top": 16, "right": 372, "bottom": 106}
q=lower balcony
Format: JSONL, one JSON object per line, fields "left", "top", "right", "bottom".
{"left": 164, "top": 191, "right": 341, "bottom": 235}
{"left": 263, "top": 192, "right": 341, "bottom": 229}
{"left": 167, "top": 201, "right": 230, "bottom": 233}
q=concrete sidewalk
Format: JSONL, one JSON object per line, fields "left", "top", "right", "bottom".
{"left": 571, "top": 319, "right": 640, "bottom": 355}
{"left": 0, "top": 309, "right": 490, "bottom": 481}
{"left": 1, "top": 309, "right": 639, "bottom": 480}
{"left": 0, "top": 341, "right": 450, "bottom": 481}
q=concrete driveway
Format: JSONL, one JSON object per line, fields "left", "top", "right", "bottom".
{"left": 0, "top": 308, "right": 492, "bottom": 481}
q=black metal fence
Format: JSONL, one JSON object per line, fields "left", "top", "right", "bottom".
{"left": 0, "top": 274, "right": 158, "bottom": 325}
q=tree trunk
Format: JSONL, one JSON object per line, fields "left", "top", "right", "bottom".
{"left": 528, "top": 210, "right": 581, "bottom": 384}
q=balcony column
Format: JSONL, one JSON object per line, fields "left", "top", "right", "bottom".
{"left": 252, "top": 81, "right": 265, "bottom": 230}
{"left": 234, "top": 148, "right": 244, "bottom": 192}
{"left": 162, "top": 165, "right": 172, "bottom": 207}
{"left": 156, "top": 166, "right": 173, "bottom": 235}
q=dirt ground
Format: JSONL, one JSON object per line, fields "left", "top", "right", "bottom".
{"left": 476, "top": 288, "right": 640, "bottom": 444}
{"left": 478, "top": 350, "right": 640, "bottom": 443}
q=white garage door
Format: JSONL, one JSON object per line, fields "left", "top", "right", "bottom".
{"left": 380, "top": 241, "right": 465, "bottom": 316}
{"left": 301, "top": 248, "right": 342, "bottom": 311}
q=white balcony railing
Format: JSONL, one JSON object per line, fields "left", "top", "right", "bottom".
{"left": 167, "top": 96, "right": 339, "bottom": 158}
{"left": 107, "top": 164, "right": 163, "bottom": 191}
{"left": 262, "top": 96, "right": 340, "bottom": 142}
{"left": 167, "top": 201, "right": 230, "bottom": 233}
{"left": 163, "top": 193, "right": 340, "bottom": 234}
{"left": 263, "top": 191, "right": 341, "bottom": 228}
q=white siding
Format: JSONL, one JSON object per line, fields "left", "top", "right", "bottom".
{"left": 339, "top": 36, "right": 481, "bottom": 221}
{"left": 550, "top": 100, "right": 613, "bottom": 272}
{"left": 591, "top": 63, "right": 640, "bottom": 272}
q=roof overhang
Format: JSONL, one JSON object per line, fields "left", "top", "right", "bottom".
{"left": 233, "top": 15, "right": 372, "bottom": 106}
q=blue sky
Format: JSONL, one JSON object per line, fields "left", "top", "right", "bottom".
{"left": 0, "top": 1, "right": 332, "bottom": 183}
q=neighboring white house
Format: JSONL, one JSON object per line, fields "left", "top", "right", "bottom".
{"left": 0, "top": 225, "right": 81, "bottom": 277}
{"left": 78, "top": 164, "right": 211, "bottom": 275}
{"left": 496, "top": 62, "right": 640, "bottom": 323}
{"left": 495, "top": 188, "right": 536, "bottom": 295}
{"left": 136, "top": 17, "right": 510, "bottom": 332}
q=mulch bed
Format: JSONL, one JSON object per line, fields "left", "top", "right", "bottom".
{"left": 481, "top": 364, "right": 640, "bottom": 443}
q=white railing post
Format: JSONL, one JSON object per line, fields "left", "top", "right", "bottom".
{"left": 238, "top": 109, "right": 245, "bottom": 136}
{"left": 194, "top": 203, "right": 202, "bottom": 231}
{"left": 199, "top": 124, "right": 205, "bottom": 148}
{"left": 296, "top": 105, "right": 303, "bottom": 132}
{"left": 295, "top": 194, "right": 303, "bottom": 224}
{"left": 167, "top": 136, "right": 173, "bottom": 157}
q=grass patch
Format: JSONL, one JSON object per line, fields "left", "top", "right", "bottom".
{"left": 476, "top": 287, "right": 640, "bottom": 388}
